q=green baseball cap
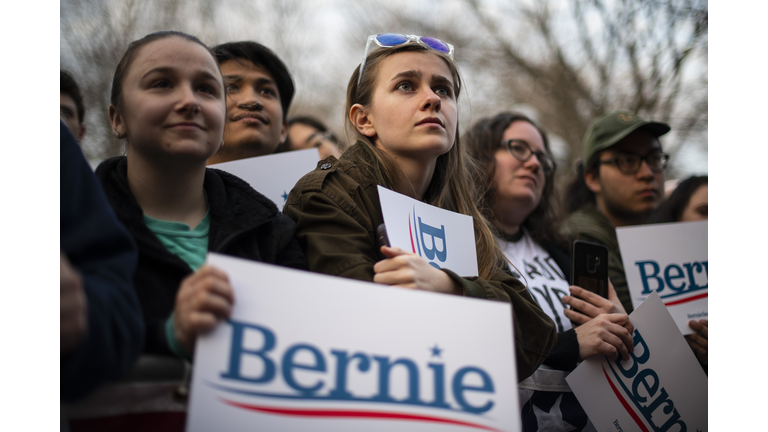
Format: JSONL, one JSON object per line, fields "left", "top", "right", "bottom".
{"left": 582, "top": 111, "right": 671, "bottom": 165}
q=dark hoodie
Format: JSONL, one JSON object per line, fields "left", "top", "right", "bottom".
{"left": 95, "top": 156, "right": 307, "bottom": 356}
{"left": 60, "top": 123, "right": 144, "bottom": 401}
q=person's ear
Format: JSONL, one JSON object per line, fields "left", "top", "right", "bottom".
{"left": 108, "top": 105, "right": 126, "bottom": 139}
{"left": 349, "top": 104, "right": 376, "bottom": 138}
{"left": 77, "top": 123, "right": 87, "bottom": 142}
{"left": 584, "top": 168, "right": 602, "bottom": 194}
{"left": 279, "top": 120, "right": 288, "bottom": 144}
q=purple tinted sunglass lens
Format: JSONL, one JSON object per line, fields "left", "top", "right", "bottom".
{"left": 376, "top": 33, "right": 409, "bottom": 47}
{"left": 420, "top": 37, "right": 450, "bottom": 53}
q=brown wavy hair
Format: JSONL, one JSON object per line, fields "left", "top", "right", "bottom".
{"left": 343, "top": 44, "right": 507, "bottom": 280}
{"left": 464, "top": 112, "right": 567, "bottom": 250}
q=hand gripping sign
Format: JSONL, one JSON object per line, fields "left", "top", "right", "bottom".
{"left": 616, "top": 221, "right": 707, "bottom": 335}
{"left": 187, "top": 254, "right": 520, "bottom": 432}
{"left": 377, "top": 186, "right": 479, "bottom": 277}
{"left": 566, "top": 292, "right": 707, "bottom": 432}
{"left": 209, "top": 148, "right": 319, "bottom": 210}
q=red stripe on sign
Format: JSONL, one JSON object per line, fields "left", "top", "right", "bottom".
{"left": 601, "top": 364, "right": 649, "bottom": 432}
{"left": 220, "top": 398, "right": 503, "bottom": 432}
{"left": 664, "top": 292, "right": 708, "bottom": 306}
{"left": 408, "top": 215, "right": 416, "bottom": 253}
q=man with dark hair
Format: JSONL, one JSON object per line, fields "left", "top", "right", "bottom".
{"left": 60, "top": 71, "right": 87, "bottom": 142}
{"left": 561, "top": 111, "right": 671, "bottom": 313}
{"left": 207, "top": 41, "right": 295, "bottom": 164}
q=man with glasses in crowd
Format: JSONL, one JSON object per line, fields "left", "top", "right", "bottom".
{"left": 562, "top": 111, "right": 671, "bottom": 313}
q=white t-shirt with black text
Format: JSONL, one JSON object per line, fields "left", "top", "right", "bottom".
{"left": 499, "top": 228, "right": 595, "bottom": 432}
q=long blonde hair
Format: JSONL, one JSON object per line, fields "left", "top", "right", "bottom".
{"left": 344, "top": 44, "right": 507, "bottom": 280}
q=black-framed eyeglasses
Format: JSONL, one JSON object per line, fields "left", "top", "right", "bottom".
{"left": 499, "top": 139, "right": 556, "bottom": 175}
{"left": 598, "top": 152, "right": 670, "bottom": 174}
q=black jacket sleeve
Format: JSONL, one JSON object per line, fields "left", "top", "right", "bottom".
{"left": 60, "top": 122, "right": 145, "bottom": 401}
{"left": 273, "top": 212, "right": 309, "bottom": 271}
{"left": 543, "top": 329, "right": 580, "bottom": 371}
{"left": 539, "top": 240, "right": 582, "bottom": 371}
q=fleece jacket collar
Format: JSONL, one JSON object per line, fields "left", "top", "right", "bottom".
{"left": 95, "top": 156, "right": 279, "bottom": 259}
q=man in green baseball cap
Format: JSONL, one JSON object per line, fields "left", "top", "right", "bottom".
{"left": 561, "top": 110, "right": 671, "bottom": 313}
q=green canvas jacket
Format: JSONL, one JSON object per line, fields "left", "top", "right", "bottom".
{"left": 285, "top": 143, "right": 557, "bottom": 381}
{"left": 561, "top": 203, "right": 633, "bottom": 313}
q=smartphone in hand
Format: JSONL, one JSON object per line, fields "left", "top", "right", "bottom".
{"left": 570, "top": 240, "right": 609, "bottom": 313}
{"left": 376, "top": 224, "right": 391, "bottom": 248}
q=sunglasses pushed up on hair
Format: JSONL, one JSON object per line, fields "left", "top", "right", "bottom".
{"left": 357, "top": 34, "right": 455, "bottom": 89}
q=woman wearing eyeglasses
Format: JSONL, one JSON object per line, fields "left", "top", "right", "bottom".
{"left": 465, "top": 112, "right": 634, "bottom": 431}
{"left": 284, "top": 34, "right": 556, "bottom": 382}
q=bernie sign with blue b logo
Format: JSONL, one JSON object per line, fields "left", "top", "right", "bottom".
{"left": 377, "top": 186, "right": 479, "bottom": 277}
{"left": 186, "top": 254, "right": 519, "bottom": 432}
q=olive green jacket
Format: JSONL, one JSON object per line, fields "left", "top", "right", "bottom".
{"left": 561, "top": 203, "right": 633, "bottom": 313}
{"left": 284, "top": 143, "right": 557, "bottom": 382}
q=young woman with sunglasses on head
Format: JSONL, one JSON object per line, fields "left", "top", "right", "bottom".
{"left": 95, "top": 31, "right": 306, "bottom": 361}
{"left": 465, "top": 112, "right": 635, "bottom": 430}
{"left": 284, "top": 34, "right": 556, "bottom": 381}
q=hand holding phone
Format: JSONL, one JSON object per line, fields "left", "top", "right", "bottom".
{"left": 569, "top": 240, "right": 609, "bottom": 317}
{"left": 563, "top": 284, "right": 627, "bottom": 325}
{"left": 570, "top": 240, "right": 609, "bottom": 298}
{"left": 376, "top": 224, "right": 391, "bottom": 248}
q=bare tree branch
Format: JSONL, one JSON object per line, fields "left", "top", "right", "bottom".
{"left": 61, "top": 0, "right": 707, "bottom": 178}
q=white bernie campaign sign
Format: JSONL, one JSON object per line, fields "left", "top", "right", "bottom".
{"left": 187, "top": 253, "right": 520, "bottom": 432}
{"left": 566, "top": 292, "right": 707, "bottom": 432}
{"left": 377, "top": 186, "right": 479, "bottom": 277}
{"left": 616, "top": 221, "right": 707, "bottom": 335}
{"left": 209, "top": 148, "right": 319, "bottom": 210}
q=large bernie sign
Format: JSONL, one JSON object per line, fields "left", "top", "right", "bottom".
{"left": 187, "top": 253, "right": 520, "bottom": 431}
{"left": 566, "top": 292, "right": 708, "bottom": 431}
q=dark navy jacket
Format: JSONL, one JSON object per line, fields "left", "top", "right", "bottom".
{"left": 60, "top": 122, "right": 144, "bottom": 401}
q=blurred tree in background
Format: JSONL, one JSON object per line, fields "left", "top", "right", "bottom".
{"left": 343, "top": 0, "right": 708, "bottom": 181}
{"left": 61, "top": 0, "right": 707, "bottom": 180}
{"left": 61, "top": 0, "right": 350, "bottom": 162}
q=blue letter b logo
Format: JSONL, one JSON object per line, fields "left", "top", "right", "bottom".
{"left": 418, "top": 217, "right": 447, "bottom": 265}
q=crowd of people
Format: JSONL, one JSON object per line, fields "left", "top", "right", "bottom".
{"left": 61, "top": 31, "right": 708, "bottom": 431}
